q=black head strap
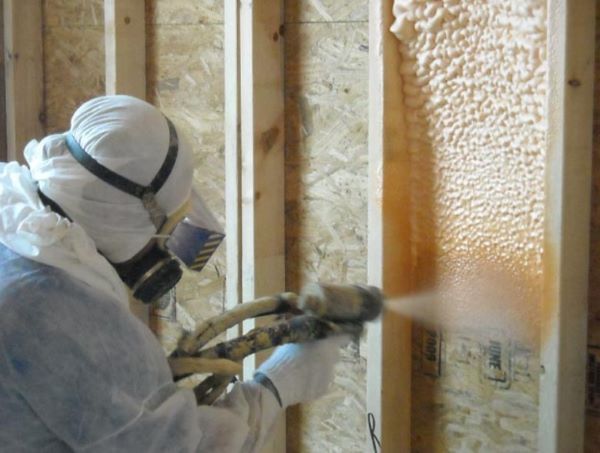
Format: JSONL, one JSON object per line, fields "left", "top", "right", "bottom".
{"left": 64, "top": 117, "right": 179, "bottom": 229}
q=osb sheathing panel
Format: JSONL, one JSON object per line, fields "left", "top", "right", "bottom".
{"left": 146, "top": 0, "right": 222, "bottom": 25}
{"left": 284, "top": 20, "right": 369, "bottom": 452}
{"left": 44, "top": 0, "right": 104, "bottom": 27}
{"left": 146, "top": 16, "right": 226, "bottom": 328}
{"left": 285, "top": 0, "right": 367, "bottom": 23}
{"left": 585, "top": 4, "right": 600, "bottom": 452}
{"left": 43, "top": 0, "right": 105, "bottom": 133}
{"left": 389, "top": 0, "right": 546, "bottom": 451}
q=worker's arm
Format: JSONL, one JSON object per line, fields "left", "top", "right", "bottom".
{"left": 0, "top": 269, "right": 284, "bottom": 452}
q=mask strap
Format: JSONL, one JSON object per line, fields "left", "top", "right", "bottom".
{"left": 37, "top": 188, "right": 73, "bottom": 222}
{"left": 64, "top": 117, "right": 179, "bottom": 229}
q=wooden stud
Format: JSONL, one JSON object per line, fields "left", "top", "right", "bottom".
{"left": 104, "top": 0, "right": 146, "bottom": 99}
{"left": 367, "top": 0, "right": 412, "bottom": 451}
{"left": 239, "top": 0, "right": 285, "bottom": 372}
{"left": 225, "top": 0, "right": 243, "bottom": 343}
{"left": 3, "top": 0, "right": 44, "bottom": 164}
{"left": 239, "top": 0, "right": 286, "bottom": 450}
{"left": 0, "top": 0, "right": 7, "bottom": 163}
{"left": 539, "top": 1, "right": 595, "bottom": 451}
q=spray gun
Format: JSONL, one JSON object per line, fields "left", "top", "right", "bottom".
{"left": 170, "top": 283, "right": 384, "bottom": 405}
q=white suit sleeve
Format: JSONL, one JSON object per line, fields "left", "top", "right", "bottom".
{"left": 0, "top": 269, "right": 282, "bottom": 453}
{"left": 210, "top": 381, "right": 282, "bottom": 453}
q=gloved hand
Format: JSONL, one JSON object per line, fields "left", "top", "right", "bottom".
{"left": 254, "top": 334, "right": 349, "bottom": 408}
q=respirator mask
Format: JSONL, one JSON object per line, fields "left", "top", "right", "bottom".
{"left": 62, "top": 118, "right": 224, "bottom": 304}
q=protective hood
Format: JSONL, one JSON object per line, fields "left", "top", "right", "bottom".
{"left": 26, "top": 95, "right": 195, "bottom": 263}
{"left": 0, "top": 161, "right": 128, "bottom": 305}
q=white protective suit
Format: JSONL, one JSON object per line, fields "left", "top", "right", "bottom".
{"left": 0, "top": 96, "right": 344, "bottom": 452}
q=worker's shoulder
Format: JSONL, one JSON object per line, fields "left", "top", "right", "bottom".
{"left": 0, "top": 243, "right": 128, "bottom": 337}
{"left": 0, "top": 243, "right": 100, "bottom": 307}
{"left": 0, "top": 245, "right": 159, "bottom": 381}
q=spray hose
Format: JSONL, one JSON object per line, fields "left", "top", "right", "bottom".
{"left": 169, "top": 283, "right": 383, "bottom": 405}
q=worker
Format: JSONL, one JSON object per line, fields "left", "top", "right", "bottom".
{"left": 0, "top": 95, "right": 347, "bottom": 452}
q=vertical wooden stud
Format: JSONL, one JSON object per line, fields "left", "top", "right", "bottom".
{"left": 367, "top": 0, "right": 412, "bottom": 451}
{"left": 539, "top": 1, "right": 595, "bottom": 451}
{"left": 3, "top": 0, "right": 44, "bottom": 163}
{"left": 225, "top": 0, "right": 242, "bottom": 341}
{"left": 0, "top": 0, "right": 7, "bottom": 162}
{"left": 239, "top": 0, "right": 285, "bottom": 451}
{"left": 105, "top": 0, "right": 146, "bottom": 99}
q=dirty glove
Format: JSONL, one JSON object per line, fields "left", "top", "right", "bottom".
{"left": 254, "top": 335, "right": 349, "bottom": 408}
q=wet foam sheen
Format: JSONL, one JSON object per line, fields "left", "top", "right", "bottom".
{"left": 390, "top": 0, "right": 546, "bottom": 347}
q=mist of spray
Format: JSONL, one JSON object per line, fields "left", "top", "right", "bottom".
{"left": 382, "top": 270, "right": 540, "bottom": 347}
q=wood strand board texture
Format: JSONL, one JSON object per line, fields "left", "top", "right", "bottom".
{"left": 4, "top": 0, "right": 44, "bottom": 162}
{"left": 284, "top": 1, "right": 370, "bottom": 451}
{"left": 43, "top": 0, "right": 105, "bottom": 133}
{"left": 284, "top": 0, "right": 367, "bottom": 23}
{"left": 586, "top": 2, "right": 600, "bottom": 451}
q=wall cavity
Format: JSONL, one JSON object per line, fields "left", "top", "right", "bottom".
{"left": 284, "top": 1, "right": 369, "bottom": 451}
{"left": 391, "top": 0, "right": 546, "bottom": 450}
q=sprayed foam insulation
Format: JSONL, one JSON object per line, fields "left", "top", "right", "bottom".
{"left": 389, "top": 0, "right": 546, "bottom": 450}
{"left": 284, "top": 17, "right": 369, "bottom": 452}
{"left": 145, "top": 5, "right": 227, "bottom": 340}
{"left": 285, "top": 0, "right": 367, "bottom": 23}
{"left": 43, "top": 0, "right": 105, "bottom": 133}
{"left": 585, "top": 5, "right": 600, "bottom": 452}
